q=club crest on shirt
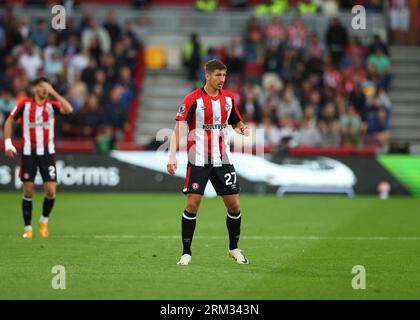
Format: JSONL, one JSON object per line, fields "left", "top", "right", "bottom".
{"left": 225, "top": 104, "right": 231, "bottom": 111}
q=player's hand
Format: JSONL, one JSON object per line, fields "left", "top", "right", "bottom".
{"left": 41, "top": 82, "right": 56, "bottom": 96}
{"left": 234, "top": 125, "right": 250, "bottom": 136}
{"left": 4, "top": 139, "right": 17, "bottom": 158}
{"left": 167, "top": 158, "right": 177, "bottom": 175}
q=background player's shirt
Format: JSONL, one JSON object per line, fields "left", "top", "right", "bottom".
{"left": 175, "top": 87, "right": 241, "bottom": 167}
{"left": 10, "top": 98, "right": 61, "bottom": 156}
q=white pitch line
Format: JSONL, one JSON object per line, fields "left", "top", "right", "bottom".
{"left": 1, "top": 234, "right": 420, "bottom": 240}
{"left": 53, "top": 235, "right": 420, "bottom": 241}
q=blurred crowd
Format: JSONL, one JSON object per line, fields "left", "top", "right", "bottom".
{"left": 185, "top": 13, "right": 393, "bottom": 152}
{"left": 0, "top": 6, "right": 142, "bottom": 151}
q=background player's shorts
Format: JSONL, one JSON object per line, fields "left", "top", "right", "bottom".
{"left": 183, "top": 163, "right": 240, "bottom": 196}
{"left": 20, "top": 154, "right": 57, "bottom": 182}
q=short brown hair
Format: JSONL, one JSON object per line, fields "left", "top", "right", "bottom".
{"left": 205, "top": 59, "right": 227, "bottom": 74}
{"left": 32, "top": 77, "right": 50, "bottom": 86}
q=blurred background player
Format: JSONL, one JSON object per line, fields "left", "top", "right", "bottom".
{"left": 167, "top": 59, "right": 250, "bottom": 266}
{"left": 3, "top": 77, "right": 73, "bottom": 238}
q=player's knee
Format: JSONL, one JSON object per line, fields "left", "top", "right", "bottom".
{"left": 186, "top": 202, "right": 200, "bottom": 213}
{"left": 45, "top": 191, "right": 56, "bottom": 199}
{"left": 227, "top": 202, "right": 240, "bottom": 213}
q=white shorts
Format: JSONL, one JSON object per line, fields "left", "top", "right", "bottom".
{"left": 390, "top": 8, "right": 410, "bottom": 31}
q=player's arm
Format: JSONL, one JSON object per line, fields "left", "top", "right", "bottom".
{"left": 3, "top": 116, "right": 17, "bottom": 158}
{"left": 42, "top": 82, "right": 73, "bottom": 114}
{"left": 232, "top": 120, "right": 250, "bottom": 136}
{"left": 229, "top": 98, "right": 249, "bottom": 136}
{"left": 167, "top": 120, "right": 187, "bottom": 175}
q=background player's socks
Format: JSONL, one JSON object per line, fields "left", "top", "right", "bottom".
{"left": 22, "top": 196, "right": 32, "bottom": 227}
{"left": 226, "top": 211, "right": 241, "bottom": 250}
{"left": 182, "top": 210, "right": 197, "bottom": 255}
{"left": 42, "top": 197, "right": 55, "bottom": 220}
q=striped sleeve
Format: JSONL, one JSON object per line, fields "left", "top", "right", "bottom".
{"left": 175, "top": 93, "right": 197, "bottom": 123}
{"left": 228, "top": 98, "right": 242, "bottom": 125}
{"left": 10, "top": 101, "right": 26, "bottom": 120}
{"left": 50, "top": 101, "right": 62, "bottom": 114}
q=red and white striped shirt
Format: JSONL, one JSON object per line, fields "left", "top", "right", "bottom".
{"left": 175, "top": 88, "right": 242, "bottom": 167}
{"left": 10, "top": 98, "right": 61, "bottom": 155}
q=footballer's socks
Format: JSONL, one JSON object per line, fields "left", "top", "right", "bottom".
{"left": 42, "top": 197, "right": 55, "bottom": 218}
{"left": 226, "top": 211, "right": 241, "bottom": 250}
{"left": 182, "top": 210, "right": 197, "bottom": 255}
{"left": 22, "top": 196, "right": 33, "bottom": 227}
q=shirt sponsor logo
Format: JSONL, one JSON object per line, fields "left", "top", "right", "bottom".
{"left": 202, "top": 124, "right": 227, "bottom": 130}
{"left": 27, "top": 122, "right": 51, "bottom": 128}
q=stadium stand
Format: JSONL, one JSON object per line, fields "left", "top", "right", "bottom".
{"left": 1, "top": 0, "right": 419, "bottom": 154}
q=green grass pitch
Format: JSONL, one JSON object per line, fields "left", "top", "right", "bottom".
{"left": 0, "top": 192, "right": 419, "bottom": 299}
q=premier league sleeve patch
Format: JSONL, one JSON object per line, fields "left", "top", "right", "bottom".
{"left": 176, "top": 104, "right": 186, "bottom": 117}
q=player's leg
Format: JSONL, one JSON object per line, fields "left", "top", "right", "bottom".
{"left": 22, "top": 182, "right": 35, "bottom": 238}
{"left": 20, "top": 155, "right": 37, "bottom": 238}
{"left": 38, "top": 181, "right": 56, "bottom": 238}
{"left": 38, "top": 154, "right": 57, "bottom": 238}
{"left": 211, "top": 165, "right": 249, "bottom": 264}
{"left": 178, "top": 164, "right": 210, "bottom": 265}
{"left": 222, "top": 194, "right": 241, "bottom": 250}
{"left": 178, "top": 194, "right": 202, "bottom": 264}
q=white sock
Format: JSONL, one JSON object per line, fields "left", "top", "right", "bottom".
{"left": 40, "top": 216, "right": 49, "bottom": 224}
{"left": 24, "top": 225, "right": 32, "bottom": 231}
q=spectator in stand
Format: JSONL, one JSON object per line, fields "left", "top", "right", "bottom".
{"left": 304, "top": 46, "right": 324, "bottom": 86}
{"left": 260, "top": 107, "right": 281, "bottom": 147}
{"left": 323, "top": 62, "right": 342, "bottom": 92}
{"left": 340, "top": 104, "right": 364, "bottom": 147}
{"left": 225, "top": 38, "right": 244, "bottom": 76}
{"left": 297, "top": 0, "right": 318, "bottom": 15}
{"left": 18, "top": 40, "right": 42, "bottom": 81}
{"left": 343, "top": 55, "right": 366, "bottom": 85}
{"left": 239, "top": 85, "right": 262, "bottom": 125}
{"left": 368, "top": 34, "right": 389, "bottom": 56}
{"left": 103, "top": 85, "right": 128, "bottom": 130}
{"left": 78, "top": 93, "right": 105, "bottom": 138}
{"left": 280, "top": 46, "right": 305, "bottom": 84}
{"left": 44, "top": 50, "right": 63, "bottom": 83}
{"left": 277, "top": 86, "right": 302, "bottom": 127}
{"left": 18, "top": 16, "right": 30, "bottom": 40}
{"left": 304, "top": 32, "right": 325, "bottom": 61}
{"left": 347, "top": 82, "right": 367, "bottom": 118}
{"left": 389, "top": 0, "right": 410, "bottom": 45}
{"left": 367, "top": 47, "right": 392, "bottom": 91}
{"left": 262, "top": 42, "right": 282, "bottom": 75}
{"left": 259, "top": 75, "right": 283, "bottom": 124}
{"left": 82, "top": 17, "right": 111, "bottom": 54}
{"left": 30, "top": 18, "right": 49, "bottom": 49}
{"left": 264, "top": 16, "right": 287, "bottom": 48}
{"left": 306, "top": 89, "right": 323, "bottom": 117}
{"left": 103, "top": 11, "right": 121, "bottom": 45}
{"left": 318, "top": 101, "right": 341, "bottom": 147}
{"left": 325, "top": 17, "right": 348, "bottom": 68}
{"left": 289, "top": 105, "right": 322, "bottom": 147}
{"left": 365, "top": 107, "right": 390, "bottom": 150}
{"left": 0, "top": 88, "right": 15, "bottom": 120}
{"left": 367, "top": 86, "right": 392, "bottom": 111}
{"left": 365, "top": 0, "right": 383, "bottom": 12}
{"left": 286, "top": 17, "right": 308, "bottom": 51}
{"left": 182, "top": 33, "right": 207, "bottom": 81}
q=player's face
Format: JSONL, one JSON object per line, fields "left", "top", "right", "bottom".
{"left": 206, "top": 69, "right": 226, "bottom": 91}
{"left": 33, "top": 82, "right": 48, "bottom": 100}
